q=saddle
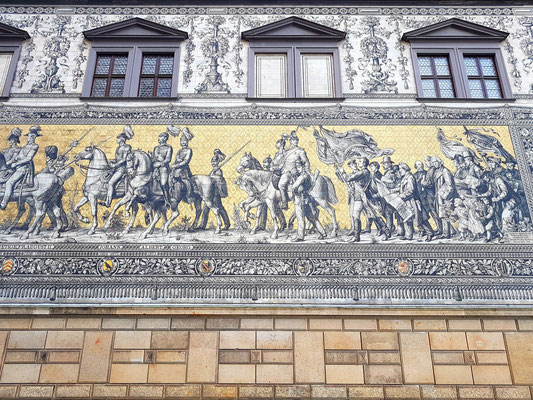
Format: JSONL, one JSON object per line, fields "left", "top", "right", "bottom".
{"left": 271, "top": 169, "right": 282, "bottom": 190}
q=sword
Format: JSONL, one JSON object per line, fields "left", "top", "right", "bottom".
{"left": 210, "top": 140, "right": 251, "bottom": 175}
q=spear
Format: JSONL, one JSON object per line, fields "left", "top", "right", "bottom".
{"left": 210, "top": 140, "right": 251, "bottom": 175}
{"left": 50, "top": 127, "right": 94, "bottom": 169}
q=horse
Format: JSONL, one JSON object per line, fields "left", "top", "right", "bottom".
{"left": 0, "top": 153, "right": 66, "bottom": 239}
{"left": 73, "top": 145, "right": 138, "bottom": 235}
{"left": 237, "top": 152, "right": 339, "bottom": 237}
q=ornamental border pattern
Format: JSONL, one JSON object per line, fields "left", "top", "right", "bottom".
{"left": 0, "top": 103, "right": 532, "bottom": 306}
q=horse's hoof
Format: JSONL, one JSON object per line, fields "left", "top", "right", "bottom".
{"left": 122, "top": 228, "right": 130, "bottom": 235}
{"left": 163, "top": 228, "right": 169, "bottom": 236}
{"left": 139, "top": 232, "right": 148, "bottom": 240}
{"left": 215, "top": 228, "right": 221, "bottom": 234}
{"left": 125, "top": 212, "right": 130, "bottom": 219}
{"left": 271, "top": 232, "right": 278, "bottom": 239}
{"left": 331, "top": 230, "right": 338, "bottom": 237}
{"left": 104, "top": 223, "right": 111, "bottom": 229}
{"left": 20, "top": 233, "right": 29, "bottom": 240}
{"left": 87, "top": 229, "right": 95, "bottom": 235}
{"left": 50, "top": 232, "right": 60, "bottom": 239}
{"left": 250, "top": 229, "right": 256, "bottom": 235}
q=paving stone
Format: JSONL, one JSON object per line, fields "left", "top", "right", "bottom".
{"left": 294, "top": 331, "right": 325, "bottom": 383}
{"left": 39, "top": 364, "right": 79, "bottom": 383}
{"left": 257, "top": 331, "right": 292, "bottom": 349}
{"left": 48, "top": 350, "right": 80, "bottom": 363}
{"left": 32, "top": 318, "right": 65, "bottom": 329}
{"left": 92, "top": 384, "right": 128, "bottom": 398}
{"left": 241, "top": 318, "right": 273, "bottom": 330}
{"left": 206, "top": 318, "right": 239, "bottom": 330}
{"left": 429, "top": 332, "right": 468, "bottom": 350}
{"left": 240, "top": 385, "right": 275, "bottom": 398}
{"left": 344, "top": 319, "right": 377, "bottom": 331}
{"left": 457, "top": 386, "right": 494, "bottom": 399}
{"left": 309, "top": 318, "right": 343, "bottom": 330}
{"left": 325, "top": 350, "right": 358, "bottom": 364}
{"left": 18, "top": 385, "right": 53, "bottom": 398}
{"left": 378, "top": 319, "right": 412, "bottom": 331}
{"left": 448, "top": 319, "right": 482, "bottom": 331}
{"left": 113, "top": 349, "right": 145, "bottom": 363}
{"left": 420, "top": 385, "right": 457, "bottom": 399}
{"left": 148, "top": 363, "right": 186, "bottom": 383}
{"left": 401, "top": 332, "right": 434, "bottom": 384}
{"left": 257, "top": 364, "right": 294, "bottom": 383}
{"left": 4, "top": 350, "right": 36, "bottom": 363}
{"left": 472, "top": 365, "right": 512, "bottom": 385}
{"left": 368, "top": 351, "right": 400, "bottom": 364}
{"left": 129, "top": 385, "right": 164, "bottom": 398}
{"left": 275, "top": 318, "right": 307, "bottom": 330}
{"left": 361, "top": 332, "right": 399, "bottom": 350}
{"left": 45, "top": 330, "right": 84, "bottom": 349}
{"left": 55, "top": 384, "right": 92, "bottom": 398}
{"left": 262, "top": 350, "right": 293, "bottom": 363}
{"left": 102, "top": 318, "right": 136, "bottom": 330}
{"left": 311, "top": 385, "right": 347, "bottom": 398}
{"left": 506, "top": 332, "right": 533, "bottom": 384}
{"left": 324, "top": 331, "right": 361, "bottom": 350}
{"left": 114, "top": 330, "right": 152, "bottom": 349}
{"left": 110, "top": 364, "right": 148, "bottom": 383}
{"left": 364, "top": 365, "right": 402, "bottom": 384}
{"left": 187, "top": 331, "right": 218, "bottom": 383}
{"left": 0, "top": 386, "right": 17, "bottom": 398}
{"left": 66, "top": 317, "right": 101, "bottom": 330}
{"left": 137, "top": 318, "right": 171, "bottom": 330}
{"left": 0, "top": 364, "right": 41, "bottom": 383}
{"left": 348, "top": 386, "right": 384, "bottom": 399}
{"left": 219, "top": 349, "right": 250, "bottom": 363}
{"left": 218, "top": 363, "right": 255, "bottom": 383}
{"left": 482, "top": 319, "right": 517, "bottom": 331}
{"left": 517, "top": 319, "right": 533, "bottom": 331}
{"left": 467, "top": 332, "right": 505, "bottom": 351}
{"left": 7, "top": 331, "right": 46, "bottom": 349}
{"left": 325, "top": 365, "right": 364, "bottom": 384}
{"left": 220, "top": 330, "right": 256, "bottom": 349}
{"left": 0, "top": 318, "right": 31, "bottom": 330}
{"left": 494, "top": 386, "right": 531, "bottom": 400}
{"left": 384, "top": 386, "right": 421, "bottom": 399}
{"left": 79, "top": 331, "right": 113, "bottom": 382}
{"left": 171, "top": 317, "right": 205, "bottom": 330}
{"left": 476, "top": 351, "right": 508, "bottom": 364}
{"left": 434, "top": 365, "right": 473, "bottom": 385}
{"left": 151, "top": 331, "right": 188, "bottom": 349}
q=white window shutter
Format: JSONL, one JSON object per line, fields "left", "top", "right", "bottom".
{"left": 0, "top": 53, "right": 13, "bottom": 94}
{"left": 301, "top": 54, "right": 334, "bottom": 98}
{"left": 255, "top": 54, "right": 287, "bottom": 98}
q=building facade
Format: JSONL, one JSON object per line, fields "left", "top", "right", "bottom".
{"left": 0, "top": 1, "right": 532, "bottom": 398}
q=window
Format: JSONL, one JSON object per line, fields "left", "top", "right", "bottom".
{"left": 82, "top": 18, "right": 188, "bottom": 99}
{"left": 242, "top": 17, "right": 345, "bottom": 100}
{"left": 403, "top": 18, "right": 513, "bottom": 101}
{"left": 417, "top": 56, "right": 455, "bottom": 98}
{"left": 139, "top": 54, "right": 174, "bottom": 97}
{"left": 0, "top": 22, "right": 30, "bottom": 99}
{"left": 463, "top": 56, "right": 502, "bottom": 99}
{"left": 91, "top": 54, "right": 128, "bottom": 97}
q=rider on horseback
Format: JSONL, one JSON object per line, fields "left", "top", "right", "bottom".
{"left": 2, "top": 128, "right": 22, "bottom": 169}
{"left": 105, "top": 125, "right": 133, "bottom": 207}
{"left": 152, "top": 129, "right": 173, "bottom": 205}
{"left": 0, "top": 125, "right": 41, "bottom": 210}
{"left": 170, "top": 127, "right": 196, "bottom": 202}
{"left": 278, "top": 131, "right": 310, "bottom": 210}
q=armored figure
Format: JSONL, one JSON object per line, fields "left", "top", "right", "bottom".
{"left": 0, "top": 125, "right": 41, "bottom": 210}
{"left": 2, "top": 128, "right": 22, "bottom": 168}
{"left": 279, "top": 131, "right": 310, "bottom": 210}
{"left": 152, "top": 129, "right": 173, "bottom": 204}
{"left": 106, "top": 125, "right": 133, "bottom": 207}
{"left": 170, "top": 127, "right": 195, "bottom": 202}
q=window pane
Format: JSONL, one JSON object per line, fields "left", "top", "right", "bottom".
{"left": 142, "top": 55, "right": 158, "bottom": 75}
{"left": 464, "top": 57, "right": 479, "bottom": 76}
{"left": 109, "top": 78, "right": 124, "bottom": 97}
{"left": 301, "top": 54, "right": 334, "bottom": 98}
{"left": 479, "top": 57, "right": 497, "bottom": 76}
{"left": 159, "top": 56, "right": 174, "bottom": 74}
{"left": 255, "top": 54, "right": 287, "bottom": 98}
{"left": 434, "top": 57, "right": 450, "bottom": 75}
{"left": 418, "top": 57, "right": 432, "bottom": 75}
{"left": 0, "top": 53, "right": 13, "bottom": 94}
{"left": 112, "top": 56, "right": 128, "bottom": 75}
{"left": 91, "top": 78, "right": 107, "bottom": 96}
{"left": 437, "top": 79, "right": 455, "bottom": 98}
{"left": 485, "top": 79, "right": 502, "bottom": 98}
{"left": 468, "top": 79, "right": 484, "bottom": 98}
{"left": 157, "top": 78, "right": 172, "bottom": 97}
{"left": 139, "top": 78, "right": 154, "bottom": 97}
{"left": 95, "top": 55, "right": 111, "bottom": 75}
{"left": 421, "top": 79, "right": 437, "bottom": 97}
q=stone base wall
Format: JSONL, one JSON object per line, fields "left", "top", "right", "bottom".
{"left": 0, "top": 308, "right": 532, "bottom": 399}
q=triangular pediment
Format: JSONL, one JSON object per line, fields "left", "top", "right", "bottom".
{"left": 83, "top": 17, "right": 188, "bottom": 41}
{"left": 402, "top": 18, "right": 508, "bottom": 41}
{"left": 242, "top": 16, "right": 345, "bottom": 41}
{"left": 0, "top": 21, "right": 30, "bottom": 40}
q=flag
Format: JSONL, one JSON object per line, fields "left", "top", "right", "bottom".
{"left": 462, "top": 126, "right": 516, "bottom": 163}
{"left": 436, "top": 127, "right": 477, "bottom": 160}
{"left": 313, "top": 126, "right": 394, "bottom": 165}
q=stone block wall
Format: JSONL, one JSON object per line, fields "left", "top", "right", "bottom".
{"left": 0, "top": 310, "right": 532, "bottom": 399}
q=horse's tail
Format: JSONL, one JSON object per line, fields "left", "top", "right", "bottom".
{"left": 325, "top": 176, "right": 338, "bottom": 205}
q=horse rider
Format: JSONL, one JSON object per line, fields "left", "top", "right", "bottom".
{"left": 152, "top": 129, "right": 173, "bottom": 205}
{"left": 105, "top": 125, "right": 133, "bottom": 207}
{"left": 2, "top": 128, "right": 22, "bottom": 169}
{"left": 279, "top": 131, "right": 310, "bottom": 210}
{"left": 0, "top": 125, "right": 41, "bottom": 210}
{"left": 291, "top": 159, "right": 326, "bottom": 242}
{"left": 170, "top": 127, "right": 195, "bottom": 202}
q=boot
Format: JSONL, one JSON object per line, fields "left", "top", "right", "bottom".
{"left": 349, "top": 220, "right": 361, "bottom": 242}
{"left": 361, "top": 218, "right": 372, "bottom": 234}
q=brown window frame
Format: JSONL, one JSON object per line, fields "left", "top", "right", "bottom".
{"left": 463, "top": 55, "right": 503, "bottom": 99}
{"left": 90, "top": 54, "right": 128, "bottom": 97}
{"left": 138, "top": 54, "right": 174, "bottom": 98}
{"left": 418, "top": 55, "right": 456, "bottom": 99}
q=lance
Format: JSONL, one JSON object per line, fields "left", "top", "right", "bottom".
{"left": 93, "top": 136, "right": 111, "bottom": 148}
{"left": 210, "top": 140, "right": 251, "bottom": 175}
{"left": 50, "top": 127, "right": 94, "bottom": 169}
